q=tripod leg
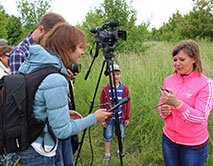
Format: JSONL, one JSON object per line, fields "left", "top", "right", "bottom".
{"left": 75, "top": 60, "right": 107, "bottom": 166}
{"left": 107, "top": 60, "right": 124, "bottom": 166}
{"left": 115, "top": 113, "right": 123, "bottom": 166}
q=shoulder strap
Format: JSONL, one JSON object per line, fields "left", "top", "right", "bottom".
{"left": 25, "top": 66, "right": 60, "bottom": 118}
{"left": 0, "top": 76, "right": 5, "bottom": 89}
{"left": 68, "top": 81, "right": 76, "bottom": 110}
{"left": 24, "top": 66, "right": 60, "bottom": 145}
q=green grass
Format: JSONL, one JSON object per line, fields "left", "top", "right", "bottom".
{"left": 74, "top": 41, "right": 213, "bottom": 166}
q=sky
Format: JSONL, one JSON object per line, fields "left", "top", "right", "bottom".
{"left": 1, "top": 0, "right": 194, "bottom": 30}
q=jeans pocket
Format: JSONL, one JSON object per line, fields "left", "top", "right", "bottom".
{"left": 15, "top": 148, "right": 36, "bottom": 165}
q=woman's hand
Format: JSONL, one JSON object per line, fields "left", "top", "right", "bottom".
{"left": 94, "top": 109, "right": 112, "bottom": 123}
{"left": 101, "top": 121, "right": 107, "bottom": 128}
{"left": 67, "top": 69, "right": 77, "bottom": 81}
{"left": 69, "top": 110, "right": 83, "bottom": 120}
{"left": 160, "top": 104, "right": 171, "bottom": 116}
{"left": 163, "top": 88, "right": 182, "bottom": 108}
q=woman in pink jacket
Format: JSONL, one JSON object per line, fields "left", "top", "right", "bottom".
{"left": 158, "top": 40, "right": 213, "bottom": 166}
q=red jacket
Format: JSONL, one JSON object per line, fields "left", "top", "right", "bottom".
{"left": 100, "top": 84, "right": 131, "bottom": 121}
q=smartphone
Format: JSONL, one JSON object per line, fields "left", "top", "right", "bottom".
{"left": 159, "top": 85, "right": 169, "bottom": 92}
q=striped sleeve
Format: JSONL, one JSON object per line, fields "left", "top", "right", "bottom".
{"left": 178, "top": 79, "right": 213, "bottom": 123}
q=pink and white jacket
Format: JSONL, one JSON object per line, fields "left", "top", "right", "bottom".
{"left": 158, "top": 71, "right": 213, "bottom": 146}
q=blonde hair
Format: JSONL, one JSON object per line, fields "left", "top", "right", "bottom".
{"left": 42, "top": 22, "right": 86, "bottom": 67}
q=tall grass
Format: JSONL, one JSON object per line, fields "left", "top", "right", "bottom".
{"left": 74, "top": 41, "right": 213, "bottom": 166}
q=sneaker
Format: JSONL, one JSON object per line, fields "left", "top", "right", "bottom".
{"left": 103, "top": 154, "right": 110, "bottom": 163}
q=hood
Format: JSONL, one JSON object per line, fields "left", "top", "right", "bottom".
{"left": 19, "top": 45, "right": 68, "bottom": 77}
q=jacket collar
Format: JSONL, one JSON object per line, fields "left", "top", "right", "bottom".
{"left": 19, "top": 45, "right": 68, "bottom": 77}
{"left": 176, "top": 71, "right": 200, "bottom": 81}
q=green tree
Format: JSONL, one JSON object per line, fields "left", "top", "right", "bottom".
{"left": 16, "top": 0, "right": 52, "bottom": 36}
{"left": 0, "top": 4, "right": 9, "bottom": 39}
{"left": 80, "top": 0, "right": 149, "bottom": 53}
{"left": 182, "top": 0, "right": 213, "bottom": 40}
{"left": 99, "top": 0, "right": 134, "bottom": 26}
{"left": 158, "top": 11, "right": 184, "bottom": 41}
{"left": 151, "top": 27, "right": 161, "bottom": 41}
{"left": 6, "top": 15, "right": 23, "bottom": 46}
{"left": 154, "top": 0, "right": 213, "bottom": 41}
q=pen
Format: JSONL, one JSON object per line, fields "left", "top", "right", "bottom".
{"left": 152, "top": 102, "right": 165, "bottom": 109}
{"left": 152, "top": 85, "right": 168, "bottom": 109}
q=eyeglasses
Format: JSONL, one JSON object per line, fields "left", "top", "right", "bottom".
{"left": 0, "top": 54, "right": 9, "bottom": 58}
{"left": 3, "top": 53, "right": 9, "bottom": 57}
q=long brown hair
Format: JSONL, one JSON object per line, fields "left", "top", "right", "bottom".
{"left": 42, "top": 22, "right": 86, "bottom": 68}
{"left": 172, "top": 40, "right": 202, "bottom": 74}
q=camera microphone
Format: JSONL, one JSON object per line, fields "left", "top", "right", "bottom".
{"left": 107, "top": 96, "right": 130, "bottom": 112}
{"left": 104, "top": 22, "right": 120, "bottom": 28}
{"left": 90, "top": 27, "right": 103, "bottom": 34}
{"left": 90, "top": 22, "right": 120, "bottom": 34}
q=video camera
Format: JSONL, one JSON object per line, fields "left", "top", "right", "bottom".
{"left": 90, "top": 22, "right": 126, "bottom": 46}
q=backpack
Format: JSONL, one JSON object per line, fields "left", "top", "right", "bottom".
{"left": 0, "top": 66, "right": 60, "bottom": 154}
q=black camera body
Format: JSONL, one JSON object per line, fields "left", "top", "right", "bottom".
{"left": 69, "top": 64, "right": 81, "bottom": 73}
{"left": 90, "top": 22, "right": 126, "bottom": 46}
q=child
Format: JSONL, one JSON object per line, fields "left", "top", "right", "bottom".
{"left": 100, "top": 64, "right": 131, "bottom": 163}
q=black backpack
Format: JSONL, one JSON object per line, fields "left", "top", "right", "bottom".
{"left": 0, "top": 66, "right": 60, "bottom": 154}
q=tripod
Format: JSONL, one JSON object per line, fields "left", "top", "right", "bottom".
{"left": 75, "top": 44, "right": 125, "bottom": 166}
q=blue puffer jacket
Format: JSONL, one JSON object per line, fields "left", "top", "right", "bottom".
{"left": 19, "top": 45, "right": 96, "bottom": 147}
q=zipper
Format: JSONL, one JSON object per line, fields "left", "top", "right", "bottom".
{"left": 174, "top": 76, "right": 185, "bottom": 143}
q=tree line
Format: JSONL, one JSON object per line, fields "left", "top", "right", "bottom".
{"left": 0, "top": 0, "right": 212, "bottom": 53}
{"left": 151, "top": 0, "right": 213, "bottom": 42}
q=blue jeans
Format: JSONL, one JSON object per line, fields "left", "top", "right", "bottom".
{"left": 162, "top": 133, "right": 208, "bottom": 166}
{"left": 13, "top": 146, "right": 55, "bottom": 166}
{"left": 103, "top": 119, "right": 125, "bottom": 141}
{"left": 55, "top": 138, "right": 74, "bottom": 166}
{"left": 1, "top": 153, "right": 16, "bottom": 166}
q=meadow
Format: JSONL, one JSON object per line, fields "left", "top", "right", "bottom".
{"left": 74, "top": 41, "right": 213, "bottom": 166}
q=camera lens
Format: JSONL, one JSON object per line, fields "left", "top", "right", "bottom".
{"left": 69, "top": 64, "right": 81, "bottom": 73}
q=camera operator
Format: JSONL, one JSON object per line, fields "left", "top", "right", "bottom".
{"left": 12, "top": 22, "right": 111, "bottom": 166}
